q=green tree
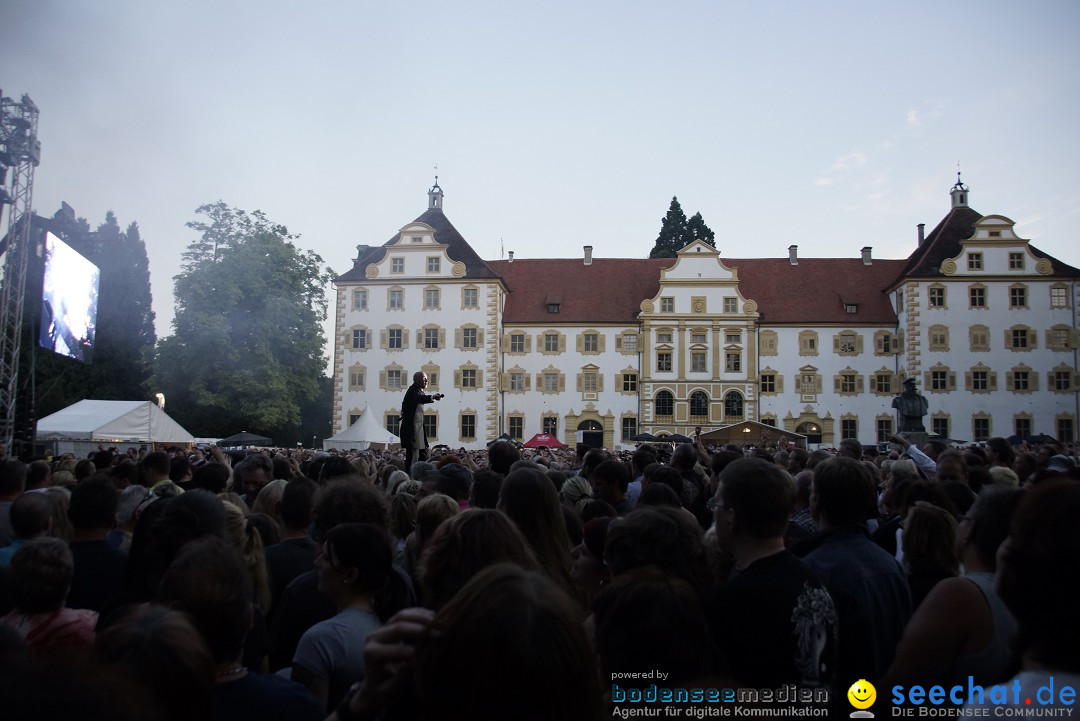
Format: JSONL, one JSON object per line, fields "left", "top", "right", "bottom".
{"left": 687, "top": 211, "right": 715, "bottom": 246}
{"left": 648, "top": 197, "right": 715, "bottom": 258}
{"left": 154, "top": 202, "right": 334, "bottom": 442}
{"left": 34, "top": 209, "right": 157, "bottom": 415}
{"left": 649, "top": 196, "right": 688, "bottom": 258}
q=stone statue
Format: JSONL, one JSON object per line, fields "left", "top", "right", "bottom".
{"left": 892, "top": 377, "right": 929, "bottom": 433}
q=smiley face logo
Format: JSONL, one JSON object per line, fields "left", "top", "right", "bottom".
{"left": 847, "top": 679, "right": 876, "bottom": 710}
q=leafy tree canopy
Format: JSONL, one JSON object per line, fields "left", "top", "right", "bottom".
{"left": 648, "top": 196, "right": 715, "bottom": 258}
{"left": 155, "top": 203, "right": 334, "bottom": 441}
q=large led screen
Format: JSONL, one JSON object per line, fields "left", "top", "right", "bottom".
{"left": 38, "top": 231, "right": 100, "bottom": 363}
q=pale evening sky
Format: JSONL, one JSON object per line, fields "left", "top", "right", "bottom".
{"left": 3, "top": 0, "right": 1079, "bottom": 355}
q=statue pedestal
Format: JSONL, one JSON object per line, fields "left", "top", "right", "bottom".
{"left": 900, "top": 431, "right": 929, "bottom": 447}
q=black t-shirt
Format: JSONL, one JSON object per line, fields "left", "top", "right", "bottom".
{"left": 265, "top": 537, "right": 318, "bottom": 615}
{"left": 708, "top": 549, "right": 837, "bottom": 690}
{"left": 68, "top": 539, "right": 127, "bottom": 612}
{"left": 214, "top": 671, "right": 323, "bottom": 721}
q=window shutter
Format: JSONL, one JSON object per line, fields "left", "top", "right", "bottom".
{"left": 576, "top": 334, "right": 584, "bottom": 352}
{"left": 525, "top": 335, "right": 532, "bottom": 352}
{"left": 524, "top": 374, "right": 532, "bottom": 390}
{"left": 855, "top": 336, "right": 864, "bottom": 354}
{"left": 598, "top": 335, "right": 606, "bottom": 353}
{"left": 439, "top": 329, "right": 446, "bottom": 348}
{"left": 417, "top": 330, "right": 424, "bottom": 347}
{"left": 597, "top": 373, "right": 604, "bottom": 392}
{"left": 379, "top": 371, "right": 387, "bottom": 390}
{"left": 576, "top": 373, "right": 584, "bottom": 392}
{"left": 616, "top": 335, "right": 623, "bottom": 350}
{"left": 535, "top": 373, "right": 542, "bottom": 390}
{"left": 923, "top": 372, "right": 932, "bottom": 389}
{"left": 989, "top": 373, "right": 998, "bottom": 391}
{"left": 1005, "top": 373, "right": 1014, "bottom": 391}
{"left": 559, "top": 335, "right": 566, "bottom": 353}
{"left": 380, "top": 330, "right": 388, "bottom": 348}
{"left": 891, "top": 335, "right": 901, "bottom": 353}
{"left": 776, "top": 375, "right": 784, "bottom": 394}
{"left": 476, "top": 370, "right": 484, "bottom": 387}
{"left": 1030, "top": 373, "right": 1039, "bottom": 391}
{"left": 948, "top": 372, "right": 956, "bottom": 391}
{"left": 454, "top": 370, "right": 462, "bottom": 388}
{"left": 558, "top": 374, "right": 566, "bottom": 392}
{"left": 1003, "top": 330, "right": 1011, "bottom": 349}
{"left": 814, "top": 375, "right": 822, "bottom": 394}
{"left": 1072, "top": 372, "right": 1080, "bottom": 390}
{"left": 1029, "top": 332, "right": 1037, "bottom": 349}
{"left": 476, "top": 328, "right": 484, "bottom": 346}
{"left": 455, "top": 328, "right": 463, "bottom": 349}
{"left": 501, "top": 334, "right": 510, "bottom": 352}
{"left": 833, "top": 336, "right": 841, "bottom": 353}
{"left": 964, "top": 371, "right": 972, "bottom": 390}
{"left": 403, "top": 332, "right": 409, "bottom": 348}
{"left": 856, "top": 375, "right": 864, "bottom": 393}
{"left": 499, "top": 372, "right": 508, "bottom": 391}
{"left": 833, "top": 376, "right": 842, "bottom": 393}
{"left": 1069, "top": 330, "right": 1080, "bottom": 349}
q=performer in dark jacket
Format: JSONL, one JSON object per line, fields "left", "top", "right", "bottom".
{"left": 400, "top": 372, "right": 443, "bottom": 469}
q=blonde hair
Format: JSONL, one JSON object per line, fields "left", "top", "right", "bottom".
{"left": 251, "top": 478, "right": 288, "bottom": 527}
{"left": 221, "top": 500, "right": 271, "bottom": 612}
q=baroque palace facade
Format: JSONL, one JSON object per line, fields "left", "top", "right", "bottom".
{"left": 331, "top": 179, "right": 1080, "bottom": 450}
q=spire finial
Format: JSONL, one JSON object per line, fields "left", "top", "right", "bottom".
{"left": 950, "top": 165, "right": 969, "bottom": 208}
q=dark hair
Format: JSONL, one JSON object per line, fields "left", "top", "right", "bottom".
{"left": 838, "top": 437, "right": 863, "bottom": 459}
{"left": 0, "top": 458, "right": 27, "bottom": 496}
{"left": 27, "top": 460, "right": 51, "bottom": 488}
{"left": 469, "top": 469, "right": 502, "bottom": 509}
{"left": 631, "top": 447, "right": 657, "bottom": 473}
{"left": 158, "top": 536, "right": 251, "bottom": 663}
{"left": 604, "top": 506, "right": 713, "bottom": 595}
{"left": 390, "top": 492, "right": 417, "bottom": 541}
{"left": 997, "top": 479, "right": 1080, "bottom": 673}
{"left": 188, "top": 462, "right": 229, "bottom": 493}
{"left": 720, "top": 458, "right": 796, "bottom": 539}
{"left": 986, "top": 437, "right": 1016, "bottom": 467}
{"left": 812, "top": 457, "right": 877, "bottom": 528}
{"left": 92, "top": 450, "right": 116, "bottom": 472}
{"left": 141, "top": 451, "right": 170, "bottom": 477}
{"left": 645, "top": 464, "right": 684, "bottom": 499}
{"left": 95, "top": 603, "right": 215, "bottom": 721}
{"left": 415, "top": 564, "right": 602, "bottom": 721}
{"left": 9, "top": 492, "right": 52, "bottom": 538}
{"left": 168, "top": 456, "right": 190, "bottom": 483}
{"left": 312, "top": 478, "right": 389, "bottom": 541}
{"left": 637, "top": 482, "right": 682, "bottom": 509}
{"left": 592, "top": 460, "right": 630, "bottom": 493}
{"left": 247, "top": 512, "right": 280, "bottom": 547}
{"left": 10, "top": 537, "right": 73, "bottom": 613}
{"left": 137, "top": 490, "right": 226, "bottom": 600}
{"left": 109, "top": 459, "right": 139, "bottom": 488}
{"left": 324, "top": 523, "right": 408, "bottom": 623}
{"left": 498, "top": 467, "right": 577, "bottom": 602}
{"left": 279, "top": 477, "right": 317, "bottom": 531}
{"left": 487, "top": 441, "right": 520, "bottom": 476}
{"left": 594, "top": 567, "right": 712, "bottom": 685}
{"left": 420, "top": 508, "right": 539, "bottom": 610}
{"left": 68, "top": 475, "right": 120, "bottom": 531}
{"left": 966, "top": 485, "right": 1023, "bottom": 569}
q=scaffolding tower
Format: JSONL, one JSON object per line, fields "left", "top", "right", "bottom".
{"left": 0, "top": 91, "right": 41, "bottom": 452}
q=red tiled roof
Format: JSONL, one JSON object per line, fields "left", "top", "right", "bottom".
{"left": 489, "top": 256, "right": 905, "bottom": 326}
{"left": 725, "top": 258, "right": 906, "bottom": 325}
{"left": 488, "top": 258, "right": 673, "bottom": 324}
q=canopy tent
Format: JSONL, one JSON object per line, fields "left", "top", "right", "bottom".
{"left": 522, "top": 433, "right": 567, "bottom": 449}
{"left": 699, "top": 420, "right": 808, "bottom": 449}
{"left": 36, "top": 399, "right": 195, "bottom": 456}
{"left": 324, "top": 407, "right": 400, "bottom": 451}
{"left": 218, "top": 431, "right": 273, "bottom": 448}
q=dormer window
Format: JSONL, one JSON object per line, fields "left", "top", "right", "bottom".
{"left": 411, "top": 236, "right": 423, "bottom": 243}
{"left": 547, "top": 303, "right": 560, "bottom": 313}
{"left": 845, "top": 304, "right": 858, "bottom": 314}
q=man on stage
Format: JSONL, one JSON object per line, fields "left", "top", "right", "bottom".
{"left": 400, "top": 371, "right": 444, "bottom": 469}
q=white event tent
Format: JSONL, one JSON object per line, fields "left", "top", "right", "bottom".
{"left": 36, "top": 399, "right": 195, "bottom": 456}
{"left": 323, "top": 406, "right": 399, "bottom": 451}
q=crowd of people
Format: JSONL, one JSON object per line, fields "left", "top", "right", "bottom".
{"left": 0, "top": 433, "right": 1077, "bottom": 719}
